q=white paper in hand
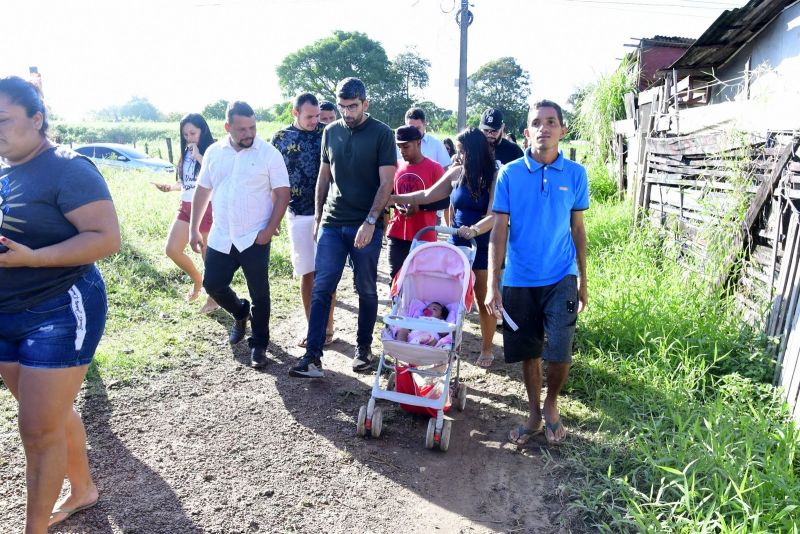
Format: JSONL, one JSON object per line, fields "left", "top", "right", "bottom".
{"left": 502, "top": 309, "right": 519, "bottom": 331}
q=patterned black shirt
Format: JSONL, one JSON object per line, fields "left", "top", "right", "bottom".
{"left": 271, "top": 123, "right": 324, "bottom": 216}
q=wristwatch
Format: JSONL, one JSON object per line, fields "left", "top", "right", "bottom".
{"left": 365, "top": 214, "right": 377, "bottom": 225}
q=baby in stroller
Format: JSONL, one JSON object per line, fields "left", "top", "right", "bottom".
{"left": 395, "top": 300, "right": 447, "bottom": 345}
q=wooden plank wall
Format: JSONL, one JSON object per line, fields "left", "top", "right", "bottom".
{"left": 635, "top": 130, "right": 800, "bottom": 424}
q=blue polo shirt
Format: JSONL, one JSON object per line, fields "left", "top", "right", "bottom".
{"left": 492, "top": 149, "right": 589, "bottom": 287}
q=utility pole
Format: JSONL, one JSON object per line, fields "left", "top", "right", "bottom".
{"left": 456, "top": 0, "right": 472, "bottom": 131}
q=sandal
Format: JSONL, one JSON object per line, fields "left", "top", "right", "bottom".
{"left": 49, "top": 497, "right": 99, "bottom": 527}
{"left": 544, "top": 417, "right": 568, "bottom": 445}
{"left": 508, "top": 423, "right": 544, "bottom": 446}
{"left": 475, "top": 352, "right": 494, "bottom": 368}
{"left": 298, "top": 332, "right": 333, "bottom": 348}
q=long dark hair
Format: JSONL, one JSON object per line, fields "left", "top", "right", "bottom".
{"left": 177, "top": 113, "right": 215, "bottom": 180}
{"left": 456, "top": 128, "right": 495, "bottom": 200}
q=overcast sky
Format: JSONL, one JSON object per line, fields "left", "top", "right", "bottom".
{"left": 1, "top": 0, "right": 747, "bottom": 120}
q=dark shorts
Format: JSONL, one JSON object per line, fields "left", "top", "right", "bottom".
{"left": 387, "top": 236, "right": 412, "bottom": 282}
{"left": 0, "top": 266, "right": 108, "bottom": 369}
{"left": 502, "top": 275, "right": 578, "bottom": 364}
{"left": 177, "top": 200, "right": 213, "bottom": 233}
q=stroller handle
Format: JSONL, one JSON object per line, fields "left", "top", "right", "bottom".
{"left": 413, "top": 225, "right": 477, "bottom": 248}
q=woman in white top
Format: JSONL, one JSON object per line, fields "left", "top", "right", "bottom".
{"left": 152, "top": 113, "right": 217, "bottom": 312}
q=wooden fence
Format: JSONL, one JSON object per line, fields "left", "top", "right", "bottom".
{"left": 632, "top": 129, "right": 800, "bottom": 424}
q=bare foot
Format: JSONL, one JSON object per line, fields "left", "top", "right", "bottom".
{"left": 49, "top": 485, "right": 99, "bottom": 527}
{"left": 199, "top": 296, "right": 219, "bottom": 314}
{"left": 186, "top": 282, "right": 202, "bottom": 303}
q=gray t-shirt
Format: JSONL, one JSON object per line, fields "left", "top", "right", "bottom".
{"left": 320, "top": 115, "right": 396, "bottom": 227}
{"left": 0, "top": 146, "right": 112, "bottom": 312}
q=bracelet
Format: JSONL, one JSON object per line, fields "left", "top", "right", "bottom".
{"left": 470, "top": 225, "right": 480, "bottom": 236}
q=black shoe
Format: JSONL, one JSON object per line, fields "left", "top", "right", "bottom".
{"left": 289, "top": 354, "right": 324, "bottom": 378}
{"left": 352, "top": 345, "right": 373, "bottom": 372}
{"left": 250, "top": 346, "right": 268, "bottom": 369}
{"left": 228, "top": 300, "right": 250, "bottom": 345}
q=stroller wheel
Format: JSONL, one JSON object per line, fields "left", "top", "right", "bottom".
{"left": 356, "top": 405, "right": 367, "bottom": 437}
{"left": 424, "top": 417, "right": 436, "bottom": 449}
{"left": 439, "top": 420, "right": 452, "bottom": 452}
{"left": 371, "top": 407, "right": 383, "bottom": 438}
{"left": 386, "top": 372, "right": 396, "bottom": 391}
{"left": 456, "top": 383, "right": 467, "bottom": 412}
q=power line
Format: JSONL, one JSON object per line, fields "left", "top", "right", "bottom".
{"left": 560, "top": 0, "right": 739, "bottom": 9}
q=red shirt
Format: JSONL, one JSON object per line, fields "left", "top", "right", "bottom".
{"left": 387, "top": 157, "right": 445, "bottom": 242}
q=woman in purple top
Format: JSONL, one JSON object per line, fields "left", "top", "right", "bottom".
{"left": 390, "top": 127, "right": 498, "bottom": 368}
{"left": 0, "top": 76, "right": 120, "bottom": 531}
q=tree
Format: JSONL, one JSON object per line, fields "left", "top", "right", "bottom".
{"left": 92, "top": 96, "right": 162, "bottom": 122}
{"left": 411, "top": 100, "right": 454, "bottom": 133}
{"left": 276, "top": 31, "right": 407, "bottom": 125}
{"left": 467, "top": 57, "right": 531, "bottom": 134}
{"left": 393, "top": 48, "right": 431, "bottom": 101}
{"left": 203, "top": 99, "right": 229, "bottom": 120}
{"left": 277, "top": 31, "right": 393, "bottom": 100}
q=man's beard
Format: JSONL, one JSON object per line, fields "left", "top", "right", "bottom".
{"left": 238, "top": 138, "right": 254, "bottom": 148}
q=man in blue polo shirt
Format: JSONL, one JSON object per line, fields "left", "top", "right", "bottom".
{"left": 486, "top": 100, "right": 589, "bottom": 446}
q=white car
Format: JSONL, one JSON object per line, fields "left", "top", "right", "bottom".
{"left": 73, "top": 143, "right": 175, "bottom": 173}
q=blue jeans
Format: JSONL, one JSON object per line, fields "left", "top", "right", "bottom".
{"left": 0, "top": 265, "right": 108, "bottom": 368}
{"left": 305, "top": 225, "right": 382, "bottom": 358}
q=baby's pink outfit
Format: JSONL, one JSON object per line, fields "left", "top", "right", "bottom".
{"left": 393, "top": 299, "right": 454, "bottom": 348}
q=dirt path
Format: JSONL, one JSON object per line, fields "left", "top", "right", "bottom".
{"left": 1, "top": 252, "right": 571, "bottom": 533}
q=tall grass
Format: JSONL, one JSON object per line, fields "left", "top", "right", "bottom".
{"left": 573, "top": 58, "right": 637, "bottom": 202}
{"left": 565, "top": 200, "right": 800, "bottom": 532}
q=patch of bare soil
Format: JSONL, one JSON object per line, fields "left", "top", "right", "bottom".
{"left": 1, "top": 251, "right": 577, "bottom": 533}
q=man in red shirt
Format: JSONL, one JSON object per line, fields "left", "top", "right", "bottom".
{"left": 386, "top": 125, "right": 445, "bottom": 280}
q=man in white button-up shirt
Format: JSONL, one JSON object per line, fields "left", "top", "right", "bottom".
{"left": 190, "top": 101, "right": 290, "bottom": 369}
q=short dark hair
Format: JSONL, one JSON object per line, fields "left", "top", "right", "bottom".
{"left": 0, "top": 76, "right": 48, "bottom": 135}
{"left": 405, "top": 107, "right": 426, "bottom": 122}
{"left": 294, "top": 92, "right": 319, "bottom": 111}
{"left": 319, "top": 100, "right": 336, "bottom": 112}
{"left": 226, "top": 100, "right": 255, "bottom": 123}
{"left": 529, "top": 100, "right": 564, "bottom": 127}
{"left": 336, "top": 77, "right": 367, "bottom": 101}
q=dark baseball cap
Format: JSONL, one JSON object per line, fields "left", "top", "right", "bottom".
{"left": 395, "top": 125, "right": 423, "bottom": 143}
{"left": 480, "top": 108, "right": 504, "bottom": 130}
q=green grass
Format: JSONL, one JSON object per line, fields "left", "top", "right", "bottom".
{"left": 563, "top": 200, "right": 800, "bottom": 532}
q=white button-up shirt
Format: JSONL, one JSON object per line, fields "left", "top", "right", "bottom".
{"left": 197, "top": 135, "right": 290, "bottom": 254}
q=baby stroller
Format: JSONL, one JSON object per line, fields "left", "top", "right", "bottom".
{"left": 355, "top": 226, "right": 476, "bottom": 451}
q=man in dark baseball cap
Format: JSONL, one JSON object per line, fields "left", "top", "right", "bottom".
{"left": 480, "top": 107, "right": 523, "bottom": 165}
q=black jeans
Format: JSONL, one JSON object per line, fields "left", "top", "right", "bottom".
{"left": 203, "top": 242, "right": 271, "bottom": 348}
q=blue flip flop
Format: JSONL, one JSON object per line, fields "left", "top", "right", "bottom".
{"left": 544, "top": 418, "right": 567, "bottom": 445}
{"left": 508, "top": 423, "right": 544, "bottom": 446}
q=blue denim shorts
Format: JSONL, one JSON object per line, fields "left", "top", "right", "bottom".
{"left": 502, "top": 275, "right": 578, "bottom": 364}
{"left": 0, "top": 266, "right": 108, "bottom": 369}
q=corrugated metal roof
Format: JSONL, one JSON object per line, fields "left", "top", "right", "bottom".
{"left": 646, "top": 35, "right": 696, "bottom": 47}
{"left": 670, "top": 0, "right": 794, "bottom": 72}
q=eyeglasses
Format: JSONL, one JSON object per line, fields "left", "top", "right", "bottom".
{"left": 481, "top": 128, "right": 500, "bottom": 134}
{"left": 336, "top": 102, "right": 362, "bottom": 113}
